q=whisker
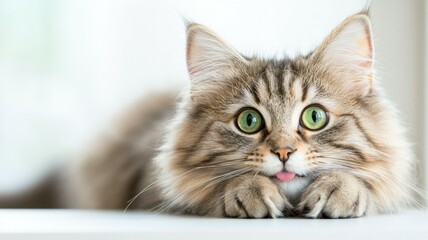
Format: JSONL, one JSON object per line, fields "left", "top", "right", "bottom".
{"left": 314, "top": 155, "right": 426, "bottom": 211}
{"left": 124, "top": 157, "right": 249, "bottom": 211}
{"left": 152, "top": 168, "right": 252, "bottom": 214}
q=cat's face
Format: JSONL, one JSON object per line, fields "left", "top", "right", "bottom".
{"left": 198, "top": 60, "right": 348, "bottom": 199}
{"left": 179, "top": 57, "right": 375, "bottom": 200}
{"left": 164, "top": 14, "right": 387, "bottom": 206}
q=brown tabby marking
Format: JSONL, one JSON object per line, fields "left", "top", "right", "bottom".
{"left": 1, "top": 13, "right": 421, "bottom": 219}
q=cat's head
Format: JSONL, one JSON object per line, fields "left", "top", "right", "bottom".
{"left": 158, "top": 13, "right": 411, "bottom": 211}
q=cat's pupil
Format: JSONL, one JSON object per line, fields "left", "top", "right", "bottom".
{"left": 312, "top": 111, "right": 318, "bottom": 123}
{"left": 246, "top": 114, "right": 254, "bottom": 126}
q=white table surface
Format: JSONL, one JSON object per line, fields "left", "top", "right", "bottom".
{"left": 0, "top": 209, "right": 427, "bottom": 240}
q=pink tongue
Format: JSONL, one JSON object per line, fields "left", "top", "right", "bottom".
{"left": 275, "top": 171, "right": 296, "bottom": 181}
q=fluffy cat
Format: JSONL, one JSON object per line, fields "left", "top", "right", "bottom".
{"left": 0, "top": 12, "right": 421, "bottom": 218}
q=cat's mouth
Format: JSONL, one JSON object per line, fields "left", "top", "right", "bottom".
{"left": 272, "top": 170, "right": 305, "bottom": 182}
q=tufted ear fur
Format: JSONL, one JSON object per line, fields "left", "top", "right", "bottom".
{"left": 312, "top": 14, "right": 374, "bottom": 97}
{"left": 186, "top": 23, "right": 247, "bottom": 102}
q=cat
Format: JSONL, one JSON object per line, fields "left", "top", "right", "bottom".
{"left": 0, "top": 12, "right": 421, "bottom": 218}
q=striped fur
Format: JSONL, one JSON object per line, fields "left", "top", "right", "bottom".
{"left": 152, "top": 13, "right": 420, "bottom": 217}
{"left": 2, "top": 13, "right": 420, "bottom": 218}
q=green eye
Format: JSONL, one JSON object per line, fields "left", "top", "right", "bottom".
{"left": 300, "top": 105, "right": 329, "bottom": 131}
{"left": 236, "top": 108, "right": 264, "bottom": 134}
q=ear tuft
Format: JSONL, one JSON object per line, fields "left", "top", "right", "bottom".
{"left": 313, "top": 14, "right": 374, "bottom": 96}
{"left": 186, "top": 24, "right": 247, "bottom": 101}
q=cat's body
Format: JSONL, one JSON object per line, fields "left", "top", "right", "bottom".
{"left": 0, "top": 13, "right": 421, "bottom": 218}
{"left": 63, "top": 91, "right": 177, "bottom": 210}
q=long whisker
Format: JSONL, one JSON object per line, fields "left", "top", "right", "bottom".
{"left": 314, "top": 155, "right": 426, "bottom": 210}
{"left": 125, "top": 157, "right": 250, "bottom": 211}
{"left": 151, "top": 167, "right": 252, "bottom": 214}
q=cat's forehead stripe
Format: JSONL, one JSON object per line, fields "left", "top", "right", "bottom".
{"left": 274, "top": 63, "right": 287, "bottom": 99}
{"left": 306, "top": 85, "right": 318, "bottom": 103}
{"left": 249, "top": 81, "right": 261, "bottom": 104}
{"left": 291, "top": 78, "right": 303, "bottom": 101}
{"left": 261, "top": 70, "right": 273, "bottom": 98}
{"left": 263, "top": 63, "right": 280, "bottom": 99}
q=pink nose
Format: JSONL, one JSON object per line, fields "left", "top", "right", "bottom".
{"left": 272, "top": 147, "right": 295, "bottom": 162}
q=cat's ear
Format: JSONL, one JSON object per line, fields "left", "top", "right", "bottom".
{"left": 312, "top": 14, "right": 374, "bottom": 96}
{"left": 186, "top": 23, "right": 247, "bottom": 101}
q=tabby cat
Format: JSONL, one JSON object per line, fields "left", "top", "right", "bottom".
{"left": 1, "top": 12, "right": 420, "bottom": 218}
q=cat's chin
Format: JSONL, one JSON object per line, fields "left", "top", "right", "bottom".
{"left": 274, "top": 176, "right": 312, "bottom": 204}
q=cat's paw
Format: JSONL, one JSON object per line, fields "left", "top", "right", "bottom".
{"left": 224, "top": 175, "right": 291, "bottom": 218}
{"left": 298, "top": 172, "right": 369, "bottom": 218}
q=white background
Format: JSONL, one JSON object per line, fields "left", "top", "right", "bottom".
{"left": 0, "top": 0, "right": 426, "bottom": 196}
{"left": 0, "top": 209, "right": 426, "bottom": 240}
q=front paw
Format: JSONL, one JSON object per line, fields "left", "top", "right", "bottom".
{"left": 298, "top": 172, "right": 369, "bottom": 218}
{"left": 224, "top": 175, "right": 291, "bottom": 218}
